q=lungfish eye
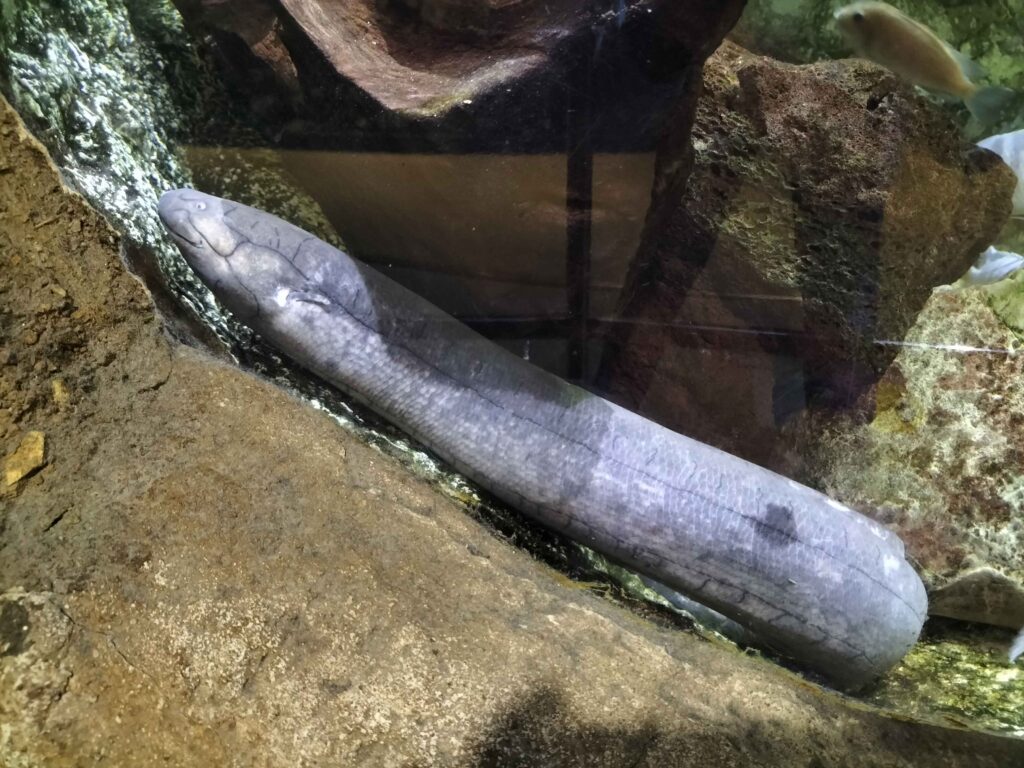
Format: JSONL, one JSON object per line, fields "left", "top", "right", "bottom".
{"left": 852, "top": 11, "right": 864, "bottom": 22}
{"left": 195, "top": 201, "right": 206, "bottom": 211}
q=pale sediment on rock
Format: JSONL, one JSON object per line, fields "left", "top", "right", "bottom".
{"left": 2, "top": 430, "right": 46, "bottom": 486}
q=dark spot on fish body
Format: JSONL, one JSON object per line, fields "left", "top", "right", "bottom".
{"left": 0, "top": 601, "right": 31, "bottom": 657}
{"left": 751, "top": 503, "right": 798, "bottom": 547}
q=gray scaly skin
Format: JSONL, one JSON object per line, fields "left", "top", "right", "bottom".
{"left": 159, "top": 189, "right": 927, "bottom": 689}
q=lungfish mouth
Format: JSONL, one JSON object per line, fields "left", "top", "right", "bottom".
{"left": 158, "top": 190, "right": 206, "bottom": 250}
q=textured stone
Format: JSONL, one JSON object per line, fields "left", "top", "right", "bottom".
{"left": 599, "top": 42, "right": 1015, "bottom": 470}
{"left": 3, "top": 94, "right": 1024, "bottom": 761}
{"left": 0, "top": 0, "right": 196, "bottom": 253}
{"left": 929, "top": 568, "right": 1024, "bottom": 628}
{"left": 796, "top": 289, "right": 1024, "bottom": 630}
{"left": 0, "top": 0, "right": 345, "bottom": 353}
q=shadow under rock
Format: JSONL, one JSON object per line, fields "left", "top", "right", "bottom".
{"left": 465, "top": 684, "right": 1024, "bottom": 768}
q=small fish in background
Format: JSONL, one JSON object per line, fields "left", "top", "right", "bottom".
{"left": 833, "top": 2, "right": 1014, "bottom": 125}
{"left": 1010, "top": 627, "right": 1024, "bottom": 664}
{"left": 956, "top": 246, "right": 1024, "bottom": 288}
{"left": 977, "top": 129, "right": 1024, "bottom": 218}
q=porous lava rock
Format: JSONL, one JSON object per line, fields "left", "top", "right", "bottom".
{"left": 599, "top": 42, "right": 1016, "bottom": 470}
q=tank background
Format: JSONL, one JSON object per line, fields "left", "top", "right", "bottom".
{"left": 733, "top": 0, "right": 1024, "bottom": 138}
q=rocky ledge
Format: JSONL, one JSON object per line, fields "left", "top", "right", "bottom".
{"left": 3, "top": 98, "right": 1024, "bottom": 766}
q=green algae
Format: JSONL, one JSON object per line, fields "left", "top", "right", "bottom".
{"left": 866, "top": 620, "right": 1024, "bottom": 737}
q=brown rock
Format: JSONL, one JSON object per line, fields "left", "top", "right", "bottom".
{"left": 600, "top": 42, "right": 1015, "bottom": 470}
{"left": 50, "top": 378, "right": 70, "bottom": 409}
{"left": 170, "top": 0, "right": 746, "bottom": 149}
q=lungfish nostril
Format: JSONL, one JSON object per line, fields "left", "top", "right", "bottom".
{"left": 164, "top": 209, "right": 204, "bottom": 248}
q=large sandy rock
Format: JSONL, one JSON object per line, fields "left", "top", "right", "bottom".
{"left": 599, "top": 42, "right": 1015, "bottom": 470}
{"left": 4, "top": 98, "right": 1024, "bottom": 765}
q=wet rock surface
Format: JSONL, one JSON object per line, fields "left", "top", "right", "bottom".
{"left": 0, "top": 0, "right": 355, "bottom": 353}
{"left": 0, "top": 0, "right": 199, "bottom": 254}
{"left": 600, "top": 42, "right": 1015, "bottom": 470}
{"left": 4, "top": 99, "right": 1024, "bottom": 765}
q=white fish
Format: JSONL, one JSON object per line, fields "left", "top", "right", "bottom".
{"left": 978, "top": 129, "right": 1024, "bottom": 217}
{"left": 833, "top": 2, "right": 1014, "bottom": 125}
{"left": 1010, "top": 626, "right": 1024, "bottom": 664}
{"left": 960, "top": 246, "right": 1024, "bottom": 287}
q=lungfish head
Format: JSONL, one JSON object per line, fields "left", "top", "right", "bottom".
{"left": 158, "top": 189, "right": 310, "bottom": 322}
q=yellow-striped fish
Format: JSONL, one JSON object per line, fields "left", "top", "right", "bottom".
{"left": 834, "top": 2, "right": 1013, "bottom": 125}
